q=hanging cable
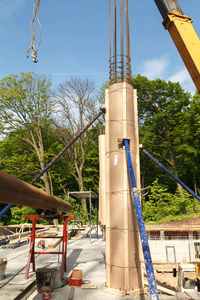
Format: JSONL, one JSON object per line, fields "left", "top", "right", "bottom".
{"left": 26, "top": 0, "right": 41, "bottom": 63}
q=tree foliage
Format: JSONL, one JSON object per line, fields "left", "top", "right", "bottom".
{"left": 1, "top": 72, "right": 200, "bottom": 225}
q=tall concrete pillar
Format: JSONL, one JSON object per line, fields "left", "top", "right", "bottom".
{"left": 104, "top": 82, "right": 144, "bottom": 296}
{"left": 99, "top": 135, "right": 106, "bottom": 227}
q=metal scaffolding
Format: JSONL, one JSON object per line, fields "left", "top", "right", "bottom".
{"left": 67, "top": 190, "right": 98, "bottom": 242}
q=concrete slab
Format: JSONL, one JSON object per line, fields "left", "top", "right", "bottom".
{"left": 1, "top": 235, "right": 200, "bottom": 300}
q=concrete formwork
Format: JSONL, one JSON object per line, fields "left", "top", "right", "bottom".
{"left": 99, "top": 135, "right": 106, "bottom": 227}
{"left": 103, "top": 82, "right": 144, "bottom": 296}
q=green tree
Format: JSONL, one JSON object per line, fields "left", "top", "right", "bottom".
{"left": 53, "top": 78, "right": 100, "bottom": 220}
{"left": 0, "top": 72, "right": 53, "bottom": 193}
{"left": 143, "top": 179, "right": 200, "bottom": 223}
{"left": 132, "top": 75, "right": 191, "bottom": 194}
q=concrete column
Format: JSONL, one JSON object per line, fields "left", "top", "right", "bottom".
{"left": 99, "top": 135, "right": 106, "bottom": 226}
{"left": 104, "top": 83, "right": 144, "bottom": 296}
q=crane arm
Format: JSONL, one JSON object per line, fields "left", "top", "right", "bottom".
{"left": 154, "top": 0, "right": 200, "bottom": 92}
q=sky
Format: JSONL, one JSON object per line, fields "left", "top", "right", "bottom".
{"left": 0, "top": 0, "right": 200, "bottom": 94}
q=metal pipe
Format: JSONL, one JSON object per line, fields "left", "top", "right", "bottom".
{"left": 79, "top": 200, "right": 81, "bottom": 228}
{"left": 97, "top": 198, "right": 98, "bottom": 238}
{"left": 124, "top": 140, "right": 159, "bottom": 300}
{"left": 0, "top": 171, "right": 72, "bottom": 213}
{"left": 89, "top": 188, "right": 92, "bottom": 242}
{"left": 0, "top": 109, "right": 105, "bottom": 217}
{"left": 141, "top": 148, "right": 200, "bottom": 202}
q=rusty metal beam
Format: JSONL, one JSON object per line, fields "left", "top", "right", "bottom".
{"left": 0, "top": 171, "right": 72, "bottom": 213}
{"left": 109, "top": 0, "right": 111, "bottom": 62}
{"left": 125, "top": 0, "right": 131, "bottom": 80}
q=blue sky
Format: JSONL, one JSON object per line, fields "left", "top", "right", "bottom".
{"left": 0, "top": 0, "right": 200, "bottom": 94}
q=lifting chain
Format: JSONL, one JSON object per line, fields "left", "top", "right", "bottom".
{"left": 26, "top": 0, "right": 41, "bottom": 63}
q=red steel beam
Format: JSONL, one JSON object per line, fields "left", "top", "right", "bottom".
{"left": 0, "top": 171, "right": 72, "bottom": 212}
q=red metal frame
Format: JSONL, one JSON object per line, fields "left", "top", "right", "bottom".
{"left": 25, "top": 215, "right": 74, "bottom": 280}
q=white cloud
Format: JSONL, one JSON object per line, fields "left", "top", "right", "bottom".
{"left": 0, "top": 0, "right": 25, "bottom": 18}
{"left": 168, "top": 68, "right": 189, "bottom": 84}
{"left": 167, "top": 68, "right": 195, "bottom": 93}
{"left": 141, "top": 56, "right": 169, "bottom": 79}
{"left": 139, "top": 57, "right": 196, "bottom": 93}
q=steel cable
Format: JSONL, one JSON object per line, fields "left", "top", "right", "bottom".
{"left": 26, "top": 0, "right": 41, "bottom": 63}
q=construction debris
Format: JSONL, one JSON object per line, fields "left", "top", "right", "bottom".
{"left": 81, "top": 283, "right": 97, "bottom": 289}
{"left": 48, "top": 238, "right": 61, "bottom": 249}
{"left": 2, "top": 238, "right": 30, "bottom": 249}
{"left": 42, "top": 286, "right": 51, "bottom": 299}
{"left": 0, "top": 236, "right": 9, "bottom": 246}
{"left": 37, "top": 240, "right": 46, "bottom": 249}
{"left": 69, "top": 270, "right": 82, "bottom": 287}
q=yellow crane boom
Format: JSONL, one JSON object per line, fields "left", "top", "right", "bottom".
{"left": 154, "top": 0, "right": 200, "bottom": 92}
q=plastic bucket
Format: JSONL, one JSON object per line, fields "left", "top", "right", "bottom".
{"left": 36, "top": 267, "right": 57, "bottom": 293}
{"left": 0, "top": 258, "right": 7, "bottom": 280}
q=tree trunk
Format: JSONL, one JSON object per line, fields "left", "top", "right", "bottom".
{"left": 39, "top": 159, "right": 51, "bottom": 194}
{"left": 194, "top": 176, "right": 197, "bottom": 194}
{"left": 165, "top": 128, "right": 183, "bottom": 196}
{"left": 168, "top": 144, "right": 184, "bottom": 196}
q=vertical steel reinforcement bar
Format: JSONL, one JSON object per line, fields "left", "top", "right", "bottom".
{"left": 123, "top": 139, "right": 159, "bottom": 300}
{"left": 120, "top": 0, "right": 124, "bottom": 81}
{"left": 0, "top": 109, "right": 105, "bottom": 217}
{"left": 109, "top": 0, "right": 112, "bottom": 82}
{"left": 113, "top": 0, "right": 117, "bottom": 81}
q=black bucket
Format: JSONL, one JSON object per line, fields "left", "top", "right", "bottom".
{"left": 0, "top": 258, "right": 7, "bottom": 280}
{"left": 36, "top": 267, "right": 57, "bottom": 293}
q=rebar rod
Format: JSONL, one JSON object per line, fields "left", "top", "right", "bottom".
{"left": 125, "top": 0, "right": 131, "bottom": 80}
{"left": 120, "top": 0, "right": 124, "bottom": 81}
{"left": 113, "top": 0, "right": 117, "bottom": 80}
{"left": 109, "top": 0, "right": 111, "bottom": 69}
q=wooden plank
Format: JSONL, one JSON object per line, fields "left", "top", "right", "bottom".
{"left": 144, "top": 280, "right": 176, "bottom": 296}
{"left": 81, "top": 283, "right": 97, "bottom": 289}
{"left": 48, "top": 238, "right": 61, "bottom": 249}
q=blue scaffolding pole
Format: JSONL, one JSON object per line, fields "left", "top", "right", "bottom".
{"left": 141, "top": 148, "right": 200, "bottom": 202}
{"left": 123, "top": 139, "right": 159, "bottom": 300}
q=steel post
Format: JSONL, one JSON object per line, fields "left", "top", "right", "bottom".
{"left": 96, "top": 199, "right": 99, "bottom": 238}
{"left": 89, "top": 189, "right": 92, "bottom": 242}
{"left": 124, "top": 140, "right": 159, "bottom": 300}
{"left": 79, "top": 200, "right": 81, "bottom": 228}
{"left": 141, "top": 148, "right": 200, "bottom": 202}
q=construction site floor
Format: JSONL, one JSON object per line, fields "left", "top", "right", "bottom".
{"left": 0, "top": 235, "right": 199, "bottom": 300}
